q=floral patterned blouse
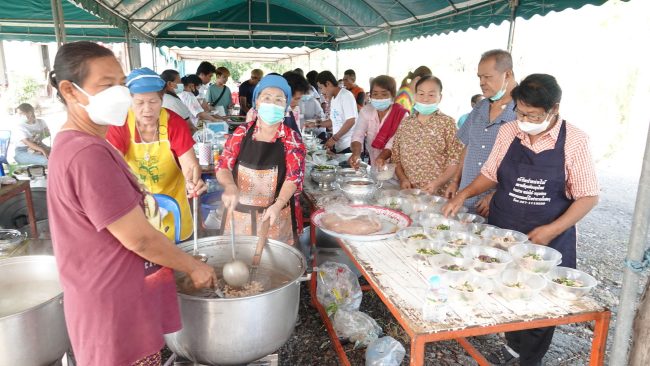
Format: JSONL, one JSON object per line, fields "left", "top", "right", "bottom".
{"left": 216, "top": 120, "right": 306, "bottom": 191}
{"left": 392, "top": 111, "right": 464, "bottom": 195}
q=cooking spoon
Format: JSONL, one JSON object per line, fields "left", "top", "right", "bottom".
{"left": 249, "top": 218, "right": 270, "bottom": 283}
{"left": 222, "top": 212, "right": 250, "bottom": 287}
{"left": 191, "top": 195, "right": 208, "bottom": 263}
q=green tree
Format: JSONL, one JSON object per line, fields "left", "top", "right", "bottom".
{"left": 211, "top": 60, "right": 252, "bottom": 82}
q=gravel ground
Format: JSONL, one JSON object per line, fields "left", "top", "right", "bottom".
{"left": 164, "top": 167, "right": 647, "bottom": 365}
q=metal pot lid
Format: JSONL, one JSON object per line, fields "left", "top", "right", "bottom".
{"left": 0, "top": 229, "right": 23, "bottom": 244}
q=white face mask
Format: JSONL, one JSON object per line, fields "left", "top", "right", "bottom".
{"left": 73, "top": 83, "right": 132, "bottom": 126}
{"left": 517, "top": 117, "right": 552, "bottom": 136}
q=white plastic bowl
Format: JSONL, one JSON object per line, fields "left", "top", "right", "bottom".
{"left": 544, "top": 266, "right": 598, "bottom": 301}
{"left": 495, "top": 268, "right": 547, "bottom": 301}
{"left": 463, "top": 245, "right": 512, "bottom": 277}
{"left": 443, "top": 271, "right": 492, "bottom": 303}
{"left": 396, "top": 226, "right": 438, "bottom": 245}
{"left": 440, "top": 231, "right": 484, "bottom": 247}
{"left": 509, "top": 243, "right": 562, "bottom": 274}
{"left": 482, "top": 228, "right": 529, "bottom": 250}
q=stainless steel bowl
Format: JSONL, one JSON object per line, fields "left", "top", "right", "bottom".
{"left": 0, "top": 256, "right": 70, "bottom": 365}
{"left": 339, "top": 178, "right": 377, "bottom": 204}
{"left": 310, "top": 166, "right": 338, "bottom": 190}
{"left": 0, "top": 229, "right": 26, "bottom": 253}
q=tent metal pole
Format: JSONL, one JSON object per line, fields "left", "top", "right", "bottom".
{"left": 0, "top": 41, "right": 7, "bottom": 87}
{"left": 386, "top": 29, "right": 392, "bottom": 74}
{"left": 266, "top": 0, "right": 270, "bottom": 23}
{"left": 50, "top": 0, "right": 66, "bottom": 46}
{"left": 335, "top": 44, "right": 339, "bottom": 78}
{"left": 507, "top": 0, "right": 518, "bottom": 53}
{"left": 610, "top": 124, "right": 650, "bottom": 366}
{"left": 151, "top": 39, "right": 157, "bottom": 71}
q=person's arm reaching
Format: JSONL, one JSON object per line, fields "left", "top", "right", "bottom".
{"left": 442, "top": 173, "right": 496, "bottom": 216}
{"left": 261, "top": 181, "right": 297, "bottom": 224}
{"left": 445, "top": 147, "right": 465, "bottom": 198}
{"left": 177, "top": 149, "right": 206, "bottom": 197}
{"left": 424, "top": 164, "right": 459, "bottom": 194}
{"left": 107, "top": 206, "right": 216, "bottom": 288}
{"left": 528, "top": 196, "right": 598, "bottom": 245}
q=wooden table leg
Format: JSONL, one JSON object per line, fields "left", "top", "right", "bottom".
{"left": 456, "top": 337, "right": 490, "bottom": 366}
{"left": 410, "top": 335, "right": 425, "bottom": 366}
{"left": 590, "top": 311, "right": 611, "bottom": 365}
{"left": 23, "top": 185, "right": 38, "bottom": 238}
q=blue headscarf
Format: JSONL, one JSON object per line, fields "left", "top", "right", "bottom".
{"left": 251, "top": 74, "right": 292, "bottom": 109}
{"left": 126, "top": 67, "right": 166, "bottom": 94}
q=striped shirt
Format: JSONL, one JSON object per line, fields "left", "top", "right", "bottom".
{"left": 481, "top": 118, "right": 599, "bottom": 199}
{"left": 457, "top": 98, "right": 516, "bottom": 212}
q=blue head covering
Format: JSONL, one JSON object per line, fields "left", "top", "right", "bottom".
{"left": 126, "top": 67, "right": 166, "bottom": 94}
{"left": 251, "top": 74, "right": 292, "bottom": 109}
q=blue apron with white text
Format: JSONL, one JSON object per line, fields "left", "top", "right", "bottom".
{"left": 488, "top": 121, "right": 576, "bottom": 268}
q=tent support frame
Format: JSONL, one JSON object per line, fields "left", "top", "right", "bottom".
{"left": 507, "top": 0, "right": 518, "bottom": 52}
{"left": 50, "top": 0, "right": 66, "bottom": 46}
{"left": 610, "top": 125, "right": 650, "bottom": 365}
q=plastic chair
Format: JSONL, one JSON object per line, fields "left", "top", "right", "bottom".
{"left": 153, "top": 194, "right": 182, "bottom": 244}
{"left": 0, "top": 131, "right": 10, "bottom": 177}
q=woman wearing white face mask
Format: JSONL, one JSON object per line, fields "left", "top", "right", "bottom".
{"left": 349, "top": 75, "right": 408, "bottom": 169}
{"left": 216, "top": 75, "right": 306, "bottom": 245}
{"left": 13, "top": 103, "right": 50, "bottom": 165}
{"left": 160, "top": 69, "right": 192, "bottom": 125}
{"left": 392, "top": 75, "right": 464, "bottom": 196}
{"left": 443, "top": 74, "right": 599, "bottom": 366}
{"left": 46, "top": 41, "right": 216, "bottom": 366}
{"left": 106, "top": 67, "right": 206, "bottom": 243}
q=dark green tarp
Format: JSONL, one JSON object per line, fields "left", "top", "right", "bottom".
{"left": 1, "top": 0, "right": 621, "bottom": 49}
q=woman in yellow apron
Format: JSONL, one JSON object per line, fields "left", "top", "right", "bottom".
{"left": 106, "top": 67, "right": 206, "bottom": 242}
{"left": 216, "top": 75, "right": 306, "bottom": 245}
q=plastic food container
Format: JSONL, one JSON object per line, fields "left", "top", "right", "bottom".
{"left": 430, "top": 254, "right": 473, "bottom": 274}
{"left": 463, "top": 245, "right": 512, "bottom": 277}
{"left": 440, "top": 231, "right": 484, "bottom": 247}
{"left": 495, "top": 268, "right": 547, "bottom": 301}
{"left": 396, "top": 226, "right": 438, "bottom": 245}
{"left": 422, "top": 217, "right": 464, "bottom": 232}
{"left": 544, "top": 266, "right": 598, "bottom": 301}
{"left": 482, "top": 228, "right": 529, "bottom": 250}
{"left": 456, "top": 213, "right": 486, "bottom": 225}
{"left": 443, "top": 271, "right": 492, "bottom": 303}
{"left": 509, "top": 243, "right": 562, "bottom": 274}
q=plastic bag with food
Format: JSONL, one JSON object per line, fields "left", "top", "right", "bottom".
{"left": 320, "top": 204, "right": 383, "bottom": 235}
{"left": 333, "top": 310, "right": 382, "bottom": 348}
{"left": 365, "top": 336, "right": 406, "bottom": 366}
{"left": 316, "top": 261, "right": 362, "bottom": 315}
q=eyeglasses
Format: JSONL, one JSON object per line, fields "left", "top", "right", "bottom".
{"left": 258, "top": 94, "right": 287, "bottom": 106}
{"left": 513, "top": 107, "right": 550, "bottom": 123}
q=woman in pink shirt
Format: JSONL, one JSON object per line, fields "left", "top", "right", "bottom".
{"left": 46, "top": 41, "right": 217, "bottom": 366}
{"left": 348, "top": 75, "right": 408, "bottom": 169}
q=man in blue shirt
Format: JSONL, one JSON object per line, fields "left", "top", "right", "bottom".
{"left": 457, "top": 94, "right": 484, "bottom": 128}
{"left": 238, "top": 69, "right": 263, "bottom": 116}
{"left": 446, "top": 50, "right": 517, "bottom": 216}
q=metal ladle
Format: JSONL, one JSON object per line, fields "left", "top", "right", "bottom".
{"left": 192, "top": 196, "right": 208, "bottom": 263}
{"left": 222, "top": 212, "right": 250, "bottom": 287}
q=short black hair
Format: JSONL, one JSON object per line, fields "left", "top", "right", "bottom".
{"left": 415, "top": 74, "right": 443, "bottom": 93}
{"left": 49, "top": 41, "right": 115, "bottom": 105}
{"left": 196, "top": 61, "right": 216, "bottom": 76}
{"left": 344, "top": 69, "right": 356, "bottom": 77}
{"left": 282, "top": 71, "right": 310, "bottom": 96}
{"left": 306, "top": 70, "right": 318, "bottom": 87}
{"left": 16, "top": 103, "right": 35, "bottom": 115}
{"left": 511, "top": 73, "right": 562, "bottom": 111}
{"left": 471, "top": 94, "right": 483, "bottom": 104}
{"left": 181, "top": 74, "right": 202, "bottom": 87}
{"left": 480, "top": 49, "right": 513, "bottom": 73}
{"left": 370, "top": 75, "right": 397, "bottom": 97}
{"left": 316, "top": 71, "right": 337, "bottom": 87}
{"left": 160, "top": 69, "right": 180, "bottom": 83}
{"left": 293, "top": 68, "right": 304, "bottom": 77}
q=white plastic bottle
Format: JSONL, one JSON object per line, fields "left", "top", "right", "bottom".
{"left": 422, "top": 275, "right": 448, "bottom": 322}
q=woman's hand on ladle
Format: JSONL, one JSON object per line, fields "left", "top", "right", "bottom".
{"left": 261, "top": 201, "right": 283, "bottom": 225}
{"left": 189, "top": 259, "right": 218, "bottom": 289}
{"left": 221, "top": 184, "right": 239, "bottom": 211}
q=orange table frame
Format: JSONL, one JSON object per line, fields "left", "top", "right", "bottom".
{"left": 307, "top": 223, "right": 611, "bottom": 366}
{"left": 0, "top": 180, "right": 38, "bottom": 238}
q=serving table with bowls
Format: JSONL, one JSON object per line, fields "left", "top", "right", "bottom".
{"left": 301, "top": 154, "right": 611, "bottom": 366}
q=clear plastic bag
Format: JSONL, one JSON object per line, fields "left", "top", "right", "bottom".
{"left": 316, "top": 262, "right": 362, "bottom": 315}
{"left": 320, "top": 205, "right": 383, "bottom": 235}
{"left": 333, "top": 310, "right": 382, "bottom": 349}
{"left": 365, "top": 336, "right": 406, "bottom": 366}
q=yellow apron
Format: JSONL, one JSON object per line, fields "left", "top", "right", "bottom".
{"left": 125, "top": 108, "right": 193, "bottom": 241}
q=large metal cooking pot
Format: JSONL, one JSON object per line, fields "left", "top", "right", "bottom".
{"left": 0, "top": 255, "right": 70, "bottom": 365}
{"left": 165, "top": 236, "right": 308, "bottom": 365}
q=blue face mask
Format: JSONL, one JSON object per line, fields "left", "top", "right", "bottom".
{"left": 258, "top": 103, "right": 285, "bottom": 125}
{"left": 489, "top": 79, "right": 507, "bottom": 102}
{"left": 175, "top": 84, "right": 184, "bottom": 94}
{"left": 370, "top": 98, "right": 392, "bottom": 111}
{"left": 414, "top": 102, "right": 439, "bottom": 115}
